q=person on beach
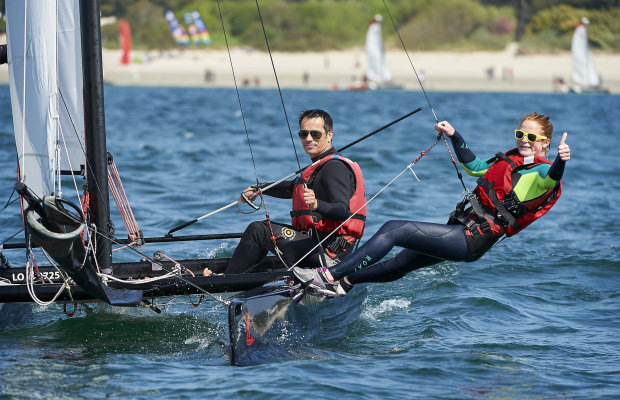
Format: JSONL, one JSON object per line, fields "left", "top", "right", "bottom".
{"left": 294, "top": 112, "right": 571, "bottom": 296}
{"left": 204, "top": 109, "right": 366, "bottom": 275}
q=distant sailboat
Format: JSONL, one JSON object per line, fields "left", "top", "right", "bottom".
{"left": 332, "top": 15, "right": 402, "bottom": 91}
{"left": 569, "top": 17, "right": 609, "bottom": 94}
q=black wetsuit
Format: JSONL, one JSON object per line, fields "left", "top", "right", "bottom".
{"left": 329, "top": 131, "right": 567, "bottom": 284}
{"left": 225, "top": 147, "right": 356, "bottom": 273}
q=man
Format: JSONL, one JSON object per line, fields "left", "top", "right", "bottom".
{"left": 211, "top": 109, "right": 366, "bottom": 275}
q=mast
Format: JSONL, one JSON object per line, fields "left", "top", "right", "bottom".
{"left": 80, "top": 0, "right": 113, "bottom": 274}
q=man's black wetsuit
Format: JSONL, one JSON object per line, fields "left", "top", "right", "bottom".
{"left": 225, "top": 147, "right": 357, "bottom": 273}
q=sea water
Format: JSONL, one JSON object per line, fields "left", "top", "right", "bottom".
{"left": 0, "top": 86, "right": 619, "bottom": 399}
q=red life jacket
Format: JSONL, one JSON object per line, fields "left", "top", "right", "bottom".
{"left": 290, "top": 154, "right": 366, "bottom": 239}
{"left": 474, "top": 149, "right": 562, "bottom": 237}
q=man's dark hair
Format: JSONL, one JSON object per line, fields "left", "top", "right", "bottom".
{"left": 298, "top": 109, "right": 333, "bottom": 133}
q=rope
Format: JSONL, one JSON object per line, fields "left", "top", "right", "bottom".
{"left": 381, "top": 0, "right": 469, "bottom": 192}
{"left": 288, "top": 135, "right": 443, "bottom": 270}
{"left": 90, "top": 225, "right": 232, "bottom": 305}
{"left": 25, "top": 248, "right": 72, "bottom": 307}
{"left": 108, "top": 158, "right": 141, "bottom": 242}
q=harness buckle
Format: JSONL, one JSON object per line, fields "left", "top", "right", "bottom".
{"left": 326, "top": 236, "right": 352, "bottom": 258}
{"left": 465, "top": 220, "right": 477, "bottom": 232}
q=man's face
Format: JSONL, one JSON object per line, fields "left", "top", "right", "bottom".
{"left": 299, "top": 117, "right": 333, "bottom": 158}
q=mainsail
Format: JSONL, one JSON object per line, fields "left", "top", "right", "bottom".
{"left": 6, "top": 0, "right": 86, "bottom": 199}
{"left": 571, "top": 17, "right": 600, "bottom": 89}
{"left": 6, "top": 0, "right": 142, "bottom": 307}
{"left": 365, "top": 15, "right": 392, "bottom": 84}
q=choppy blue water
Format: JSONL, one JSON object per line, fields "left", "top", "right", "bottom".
{"left": 1, "top": 86, "right": 619, "bottom": 399}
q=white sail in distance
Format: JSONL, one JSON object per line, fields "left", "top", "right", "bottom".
{"left": 6, "top": 0, "right": 86, "bottom": 199}
{"left": 365, "top": 15, "right": 392, "bottom": 84}
{"left": 571, "top": 17, "right": 600, "bottom": 89}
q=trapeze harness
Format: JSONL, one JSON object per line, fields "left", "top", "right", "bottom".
{"left": 290, "top": 154, "right": 367, "bottom": 259}
{"left": 449, "top": 149, "right": 562, "bottom": 261}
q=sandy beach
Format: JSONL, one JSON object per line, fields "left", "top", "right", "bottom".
{"left": 1, "top": 44, "right": 618, "bottom": 93}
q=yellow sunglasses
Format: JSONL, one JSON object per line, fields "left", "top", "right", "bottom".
{"left": 514, "top": 129, "right": 549, "bottom": 143}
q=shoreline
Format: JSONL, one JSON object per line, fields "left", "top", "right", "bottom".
{"left": 1, "top": 47, "right": 618, "bottom": 93}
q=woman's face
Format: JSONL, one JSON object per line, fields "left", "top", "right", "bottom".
{"left": 517, "top": 120, "right": 550, "bottom": 157}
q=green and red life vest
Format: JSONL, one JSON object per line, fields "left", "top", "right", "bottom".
{"left": 472, "top": 149, "right": 562, "bottom": 237}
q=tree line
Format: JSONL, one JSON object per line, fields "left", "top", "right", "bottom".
{"left": 1, "top": 0, "right": 618, "bottom": 52}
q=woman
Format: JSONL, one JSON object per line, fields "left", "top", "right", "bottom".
{"left": 294, "top": 112, "right": 571, "bottom": 296}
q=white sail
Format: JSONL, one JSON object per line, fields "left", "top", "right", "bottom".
{"left": 365, "top": 15, "right": 391, "bottom": 83}
{"left": 571, "top": 18, "right": 600, "bottom": 88}
{"left": 6, "top": 0, "right": 85, "bottom": 199}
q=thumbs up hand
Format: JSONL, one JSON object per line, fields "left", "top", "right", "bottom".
{"left": 558, "top": 132, "right": 570, "bottom": 161}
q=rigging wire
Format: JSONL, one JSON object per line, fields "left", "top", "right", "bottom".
{"left": 288, "top": 136, "right": 443, "bottom": 270}
{"left": 254, "top": 0, "right": 301, "bottom": 170}
{"left": 381, "top": 0, "right": 468, "bottom": 191}
{"left": 253, "top": 0, "right": 334, "bottom": 267}
{"left": 215, "top": 0, "right": 262, "bottom": 189}
{"left": 255, "top": 0, "right": 334, "bottom": 270}
{"left": 381, "top": 0, "right": 438, "bottom": 123}
{"left": 57, "top": 88, "right": 114, "bottom": 219}
{"left": 83, "top": 217, "right": 233, "bottom": 305}
{"left": 1, "top": 187, "right": 18, "bottom": 213}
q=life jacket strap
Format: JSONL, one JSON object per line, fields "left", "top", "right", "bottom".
{"left": 290, "top": 209, "right": 366, "bottom": 221}
{"left": 475, "top": 178, "right": 520, "bottom": 229}
{"left": 449, "top": 196, "right": 492, "bottom": 236}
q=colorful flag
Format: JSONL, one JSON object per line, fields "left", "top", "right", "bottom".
{"left": 192, "top": 10, "right": 211, "bottom": 45}
{"left": 184, "top": 12, "right": 200, "bottom": 44}
{"left": 165, "top": 10, "right": 190, "bottom": 46}
{"left": 118, "top": 19, "right": 131, "bottom": 65}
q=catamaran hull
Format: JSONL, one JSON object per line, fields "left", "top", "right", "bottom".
{"left": 228, "top": 277, "right": 367, "bottom": 366}
{"left": 0, "top": 258, "right": 290, "bottom": 304}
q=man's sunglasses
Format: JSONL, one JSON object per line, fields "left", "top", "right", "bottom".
{"left": 298, "top": 130, "right": 324, "bottom": 140}
{"left": 514, "top": 129, "right": 548, "bottom": 143}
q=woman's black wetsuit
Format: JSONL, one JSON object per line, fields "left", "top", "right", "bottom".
{"left": 330, "top": 220, "right": 470, "bottom": 283}
{"left": 330, "top": 130, "right": 565, "bottom": 284}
